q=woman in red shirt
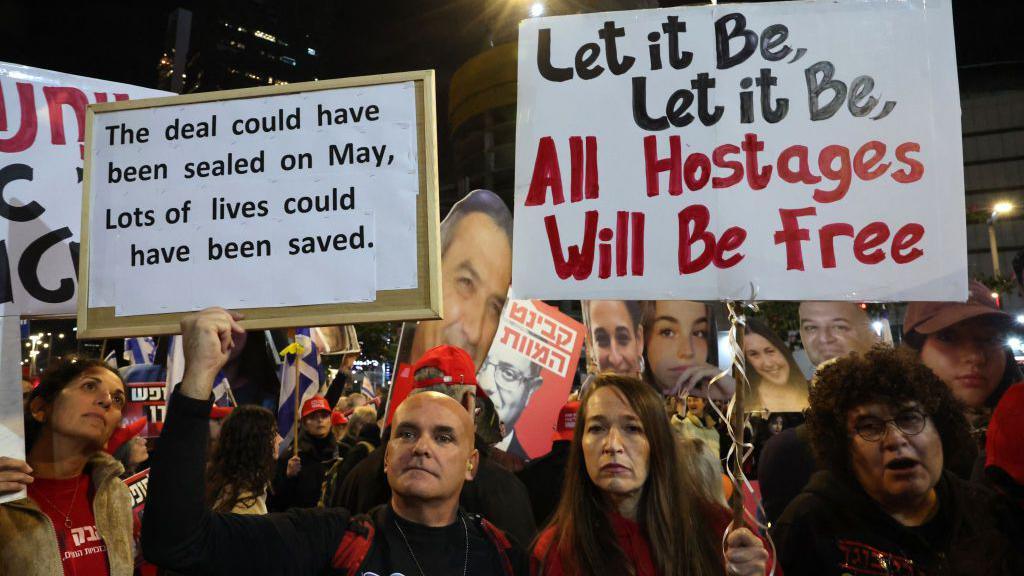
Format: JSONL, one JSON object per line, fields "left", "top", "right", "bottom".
{"left": 0, "top": 359, "right": 135, "bottom": 576}
{"left": 531, "top": 373, "right": 767, "bottom": 576}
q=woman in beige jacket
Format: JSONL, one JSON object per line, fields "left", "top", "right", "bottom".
{"left": 0, "top": 359, "right": 134, "bottom": 576}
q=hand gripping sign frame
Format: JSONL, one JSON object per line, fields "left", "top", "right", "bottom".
{"left": 77, "top": 70, "right": 442, "bottom": 339}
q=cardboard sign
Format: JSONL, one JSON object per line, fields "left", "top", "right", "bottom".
{"left": 79, "top": 71, "right": 442, "bottom": 338}
{"left": 512, "top": 0, "right": 965, "bottom": 302}
{"left": 0, "top": 62, "right": 167, "bottom": 317}
{"left": 480, "top": 299, "right": 584, "bottom": 459}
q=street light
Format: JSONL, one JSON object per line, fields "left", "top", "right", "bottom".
{"left": 988, "top": 202, "right": 1014, "bottom": 276}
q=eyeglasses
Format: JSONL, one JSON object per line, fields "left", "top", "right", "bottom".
{"left": 852, "top": 410, "right": 927, "bottom": 442}
{"left": 481, "top": 358, "right": 537, "bottom": 388}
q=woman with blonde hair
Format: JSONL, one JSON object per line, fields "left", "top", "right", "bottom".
{"left": 532, "top": 373, "right": 767, "bottom": 576}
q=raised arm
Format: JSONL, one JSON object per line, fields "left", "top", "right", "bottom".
{"left": 141, "top": 308, "right": 349, "bottom": 575}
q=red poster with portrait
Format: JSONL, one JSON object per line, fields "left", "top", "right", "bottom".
{"left": 479, "top": 300, "right": 585, "bottom": 460}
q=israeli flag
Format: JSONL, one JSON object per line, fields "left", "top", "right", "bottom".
{"left": 277, "top": 328, "right": 320, "bottom": 445}
{"left": 123, "top": 337, "right": 156, "bottom": 365}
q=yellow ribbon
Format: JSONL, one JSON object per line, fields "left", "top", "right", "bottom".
{"left": 279, "top": 341, "right": 306, "bottom": 357}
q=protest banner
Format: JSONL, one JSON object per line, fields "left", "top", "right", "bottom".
{"left": 119, "top": 363, "right": 168, "bottom": 438}
{"left": 0, "top": 315, "right": 23, "bottom": 504}
{"left": 512, "top": 0, "right": 965, "bottom": 302}
{"left": 480, "top": 299, "right": 584, "bottom": 459}
{"left": 0, "top": 62, "right": 167, "bottom": 317}
{"left": 79, "top": 71, "right": 441, "bottom": 338}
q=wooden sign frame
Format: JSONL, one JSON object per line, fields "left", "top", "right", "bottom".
{"left": 77, "top": 70, "right": 442, "bottom": 339}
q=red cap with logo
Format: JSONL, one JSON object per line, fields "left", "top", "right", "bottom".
{"left": 105, "top": 418, "right": 147, "bottom": 454}
{"left": 552, "top": 401, "right": 580, "bottom": 442}
{"left": 209, "top": 405, "right": 234, "bottom": 420}
{"left": 331, "top": 411, "right": 349, "bottom": 426}
{"left": 301, "top": 395, "right": 331, "bottom": 418}
{"left": 410, "top": 345, "right": 484, "bottom": 396}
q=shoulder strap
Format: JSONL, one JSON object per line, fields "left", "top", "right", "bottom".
{"left": 473, "top": 513, "right": 516, "bottom": 576}
{"left": 331, "top": 513, "right": 375, "bottom": 576}
{"left": 357, "top": 441, "right": 376, "bottom": 453}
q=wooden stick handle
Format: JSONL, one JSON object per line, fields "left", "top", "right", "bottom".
{"left": 730, "top": 323, "right": 746, "bottom": 526}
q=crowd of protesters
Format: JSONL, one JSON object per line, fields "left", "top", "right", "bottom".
{"left": 1, "top": 278, "right": 1024, "bottom": 575}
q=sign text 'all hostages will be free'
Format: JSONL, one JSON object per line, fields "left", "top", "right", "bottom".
{"left": 512, "top": 0, "right": 966, "bottom": 301}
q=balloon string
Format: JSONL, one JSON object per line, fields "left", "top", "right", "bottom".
{"left": 707, "top": 298, "right": 776, "bottom": 576}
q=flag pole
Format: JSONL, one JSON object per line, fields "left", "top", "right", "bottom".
{"left": 289, "top": 328, "right": 300, "bottom": 457}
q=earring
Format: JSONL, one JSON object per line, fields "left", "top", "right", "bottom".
{"left": 467, "top": 461, "right": 474, "bottom": 472}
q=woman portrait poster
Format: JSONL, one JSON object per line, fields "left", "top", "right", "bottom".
{"left": 742, "top": 317, "right": 809, "bottom": 413}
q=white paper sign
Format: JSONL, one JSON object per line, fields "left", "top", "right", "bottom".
{"left": 87, "top": 81, "right": 423, "bottom": 316}
{"left": 513, "top": 0, "right": 965, "bottom": 301}
{"left": 0, "top": 62, "right": 168, "bottom": 317}
{"left": 0, "top": 315, "right": 25, "bottom": 504}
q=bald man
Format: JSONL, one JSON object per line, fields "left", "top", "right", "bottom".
{"left": 142, "top": 308, "right": 528, "bottom": 576}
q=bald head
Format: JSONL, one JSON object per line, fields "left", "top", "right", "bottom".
{"left": 394, "top": 391, "right": 475, "bottom": 449}
{"left": 386, "top": 391, "right": 480, "bottom": 514}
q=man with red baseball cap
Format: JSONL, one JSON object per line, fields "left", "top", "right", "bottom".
{"left": 268, "top": 395, "right": 337, "bottom": 511}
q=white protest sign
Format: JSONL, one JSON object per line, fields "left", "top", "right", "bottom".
{"left": 0, "top": 315, "right": 25, "bottom": 504}
{"left": 85, "top": 80, "right": 423, "bottom": 318}
{"left": 0, "top": 62, "right": 168, "bottom": 317}
{"left": 513, "top": 0, "right": 965, "bottom": 301}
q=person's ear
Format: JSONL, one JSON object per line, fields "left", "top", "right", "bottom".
{"left": 29, "top": 396, "right": 49, "bottom": 423}
{"left": 383, "top": 444, "right": 391, "bottom": 474}
{"left": 465, "top": 449, "right": 480, "bottom": 481}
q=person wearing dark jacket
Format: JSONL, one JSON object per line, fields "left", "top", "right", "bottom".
{"left": 335, "top": 345, "right": 538, "bottom": 545}
{"left": 516, "top": 401, "right": 577, "bottom": 526}
{"left": 270, "top": 395, "right": 338, "bottom": 511}
{"left": 141, "top": 308, "right": 528, "bottom": 576}
{"left": 321, "top": 423, "right": 380, "bottom": 508}
{"left": 772, "top": 346, "right": 1024, "bottom": 575}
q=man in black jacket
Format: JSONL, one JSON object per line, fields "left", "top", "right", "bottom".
{"left": 335, "top": 344, "right": 537, "bottom": 544}
{"left": 772, "top": 346, "right": 1024, "bottom": 575}
{"left": 141, "top": 308, "right": 528, "bottom": 576}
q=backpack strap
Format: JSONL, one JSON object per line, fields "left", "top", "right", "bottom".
{"left": 331, "top": 513, "right": 375, "bottom": 576}
{"left": 470, "top": 512, "right": 515, "bottom": 576}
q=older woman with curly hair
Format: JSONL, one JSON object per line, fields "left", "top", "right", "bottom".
{"left": 772, "top": 346, "right": 1024, "bottom": 575}
{"left": 205, "top": 405, "right": 280, "bottom": 514}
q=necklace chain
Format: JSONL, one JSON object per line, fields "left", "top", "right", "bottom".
{"left": 393, "top": 513, "right": 469, "bottom": 576}
{"left": 33, "top": 476, "right": 82, "bottom": 530}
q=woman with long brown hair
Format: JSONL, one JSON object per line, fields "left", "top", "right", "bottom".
{"left": 532, "top": 373, "right": 767, "bottom": 576}
{"left": 205, "top": 404, "right": 280, "bottom": 514}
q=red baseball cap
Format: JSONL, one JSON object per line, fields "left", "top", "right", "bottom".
{"left": 301, "top": 396, "right": 331, "bottom": 418}
{"left": 552, "top": 401, "right": 580, "bottom": 442}
{"left": 986, "top": 384, "right": 1024, "bottom": 485}
{"left": 209, "top": 405, "right": 234, "bottom": 420}
{"left": 410, "top": 345, "right": 483, "bottom": 396}
{"left": 331, "top": 411, "right": 349, "bottom": 426}
{"left": 105, "top": 418, "right": 147, "bottom": 454}
{"left": 904, "top": 280, "right": 1011, "bottom": 336}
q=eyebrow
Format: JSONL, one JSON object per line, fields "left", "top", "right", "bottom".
{"left": 456, "top": 260, "right": 481, "bottom": 284}
{"left": 655, "top": 315, "right": 708, "bottom": 325}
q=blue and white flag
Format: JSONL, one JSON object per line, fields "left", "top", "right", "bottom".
{"left": 165, "top": 335, "right": 232, "bottom": 406}
{"left": 277, "top": 328, "right": 321, "bottom": 444}
{"left": 123, "top": 337, "right": 156, "bottom": 365}
{"left": 360, "top": 374, "right": 376, "bottom": 400}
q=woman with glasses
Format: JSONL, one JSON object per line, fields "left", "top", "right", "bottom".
{"left": 772, "top": 346, "right": 1024, "bottom": 576}
{"left": 0, "top": 359, "right": 135, "bottom": 576}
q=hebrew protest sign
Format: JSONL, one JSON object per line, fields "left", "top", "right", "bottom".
{"left": 512, "top": 0, "right": 964, "bottom": 302}
{"left": 0, "top": 62, "right": 167, "bottom": 317}
{"left": 479, "top": 298, "right": 584, "bottom": 459}
{"left": 80, "top": 71, "right": 442, "bottom": 338}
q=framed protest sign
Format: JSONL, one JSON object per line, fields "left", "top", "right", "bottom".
{"left": 512, "top": 0, "right": 965, "bottom": 302}
{"left": 78, "top": 70, "right": 441, "bottom": 339}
